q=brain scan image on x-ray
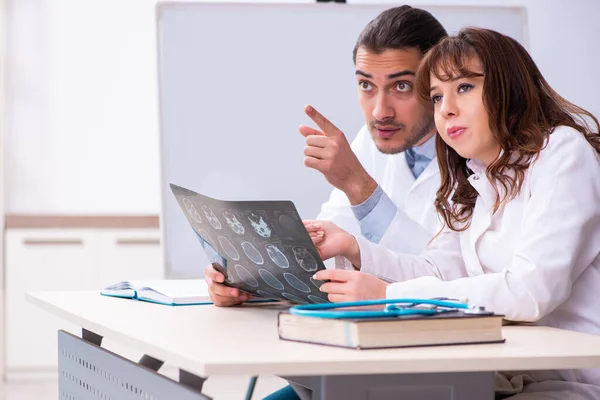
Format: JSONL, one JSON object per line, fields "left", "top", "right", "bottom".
{"left": 283, "top": 272, "right": 311, "bottom": 293}
{"left": 292, "top": 246, "right": 318, "bottom": 272}
{"left": 235, "top": 264, "right": 259, "bottom": 288}
{"left": 202, "top": 205, "right": 222, "bottom": 230}
{"left": 183, "top": 198, "right": 203, "bottom": 223}
{"left": 223, "top": 211, "right": 244, "bottom": 235}
{"left": 277, "top": 213, "right": 305, "bottom": 239}
{"left": 278, "top": 214, "right": 297, "bottom": 230}
{"left": 256, "top": 289, "right": 285, "bottom": 301}
{"left": 265, "top": 244, "right": 289, "bottom": 268}
{"left": 241, "top": 241, "right": 264, "bottom": 265}
{"left": 218, "top": 235, "right": 240, "bottom": 260}
{"left": 248, "top": 212, "right": 271, "bottom": 238}
{"left": 281, "top": 292, "right": 306, "bottom": 303}
{"left": 258, "top": 268, "right": 285, "bottom": 290}
{"left": 308, "top": 294, "right": 329, "bottom": 303}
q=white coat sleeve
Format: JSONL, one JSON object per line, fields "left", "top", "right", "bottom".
{"left": 375, "top": 206, "right": 437, "bottom": 254}
{"left": 384, "top": 128, "right": 600, "bottom": 322}
{"left": 358, "top": 206, "right": 440, "bottom": 279}
{"left": 357, "top": 227, "right": 468, "bottom": 283}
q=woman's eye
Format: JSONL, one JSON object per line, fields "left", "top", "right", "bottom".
{"left": 395, "top": 82, "right": 412, "bottom": 93}
{"left": 359, "top": 81, "right": 373, "bottom": 91}
{"left": 431, "top": 94, "right": 442, "bottom": 104}
{"left": 458, "top": 83, "right": 474, "bottom": 93}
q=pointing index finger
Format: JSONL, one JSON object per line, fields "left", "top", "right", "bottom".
{"left": 305, "top": 105, "right": 343, "bottom": 138}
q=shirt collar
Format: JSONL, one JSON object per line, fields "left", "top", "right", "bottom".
{"left": 466, "top": 148, "right": 508, "bottom": 176}
{"left": 466, "top": 157, "right": 487, "bottom": 176}
{"left": 412, "top": 134, "right": 437, "bottom": 161}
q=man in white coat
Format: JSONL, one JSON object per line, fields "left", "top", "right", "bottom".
{"left": 300, "top": 5, "right": 447, "bottom": 278}
{"left": 205, "top": 5, "right": 448, "bottom": 306}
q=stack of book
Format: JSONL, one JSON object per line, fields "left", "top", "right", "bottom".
{"left": 278, "top": 309, "right": 505, "bottom": 349}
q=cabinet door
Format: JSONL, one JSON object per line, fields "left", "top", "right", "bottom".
{"left": 5, "top": 229, "right": 99, "bottom": 371}
{"left": 96, "top": 229, "right": 164, "bottom": 287}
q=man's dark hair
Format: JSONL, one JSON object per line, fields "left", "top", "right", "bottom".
{"left": 353, "top": 5, "right": 448, "bottom": 63}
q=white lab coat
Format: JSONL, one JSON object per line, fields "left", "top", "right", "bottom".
{"left": 356, "top": 126, "right": 600, "bottom": 397}
{"left": 316, "top": 125, "right": 441, "bottom": 258}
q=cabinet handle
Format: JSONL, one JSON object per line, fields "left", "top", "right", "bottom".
{"left": 116, "top": 238, "right": 160, "bottom": 246}
{"left": 23, "top": 239, "right": 84, "bottom": 246}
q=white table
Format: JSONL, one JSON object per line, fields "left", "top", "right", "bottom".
{"left": 28, "top": 291, "right": 600, "bottom": 400}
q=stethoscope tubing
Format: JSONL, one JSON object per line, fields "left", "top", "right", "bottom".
{"left": 289, "top": 298, "right": 470, "bottom": 319}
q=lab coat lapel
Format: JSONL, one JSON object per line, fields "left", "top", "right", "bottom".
{"left": 462, "top": 198, "right": 491, "bottom": 276}
{"left": 408, "top": 157, "right": 439, "bottom": 196}
{"left": 462, "top": 163, "right": 496, "bottom": 275}
{"left": 468, "top": 177, "right": 496, "bottom": 241}
{"left": 384, "top": 152, "right": 415, "bottom": 205}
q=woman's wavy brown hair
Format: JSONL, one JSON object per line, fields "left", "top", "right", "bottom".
{"left": 415, "top": 27, "right": 600, "bottom": 232}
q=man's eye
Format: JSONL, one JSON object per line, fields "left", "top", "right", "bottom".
{"left": 395, "top": 82, "right": 412, "bottom": 93}
{"left": 359, "top": 81, "right": 373, "bottom": 91}
{"left": 431, "top": 95, "right": 442, "bottom": 104}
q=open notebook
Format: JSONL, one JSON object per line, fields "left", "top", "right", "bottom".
{"left": 101, "top": 279, "right": 211, "bottom": 306}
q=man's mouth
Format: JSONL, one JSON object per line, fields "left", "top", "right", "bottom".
{"left": 374, "top": 126, "right": 401, "bottom": 139}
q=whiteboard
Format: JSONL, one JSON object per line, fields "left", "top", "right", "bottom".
{"left": 156, "top": 2, "right": 527, "bottom": 277}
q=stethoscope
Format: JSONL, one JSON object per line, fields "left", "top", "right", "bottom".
{"left": 289, "top": 298, "right": 493, "bottom": 319}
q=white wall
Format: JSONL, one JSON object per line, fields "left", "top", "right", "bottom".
{"left": 0, "top": 0, "right": 7, "bottom": 381}
{"left": 3, "top": 0, "right": 599, "bottom": 215}
{"left": 3, "top": 0, "right": 312, "bottom": 215}
{"left": 4, "top": 0, "right": 162, "bottom": 214}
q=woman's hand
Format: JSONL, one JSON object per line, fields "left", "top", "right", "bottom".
{"left": 312, "top": 269, "right": 389, "bottom": 303}
{"left": 303, "top": 220, "right": 360, "bottom": 265}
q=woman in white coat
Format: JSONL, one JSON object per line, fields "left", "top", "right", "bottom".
{"left": 307, "top": 27, "right": 600, "bottom": 399}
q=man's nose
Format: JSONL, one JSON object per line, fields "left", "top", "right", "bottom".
{"left": 372, "top": 93, "right": 394, "bottom": 121}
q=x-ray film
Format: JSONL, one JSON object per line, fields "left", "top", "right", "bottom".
{"left": 170, "top": 183, "right": 329, "bottom": 304}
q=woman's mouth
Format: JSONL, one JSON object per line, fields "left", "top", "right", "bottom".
{"left": 446, "top": 126, "right": 466, "bottom": 140}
